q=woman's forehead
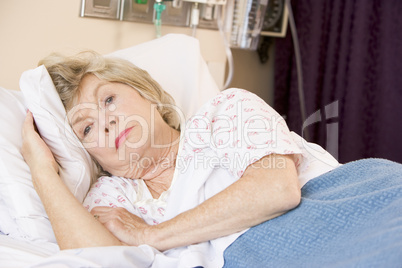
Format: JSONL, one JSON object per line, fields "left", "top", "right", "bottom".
{"left": 77, "top": 74, "right": 106, "bottom": 101}
{"left": 67, "top": 75, "right": 104, "bottom": 123}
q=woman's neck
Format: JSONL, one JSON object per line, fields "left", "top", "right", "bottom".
{"left": 139, "top": 125, "right": 181, "bottom": 198}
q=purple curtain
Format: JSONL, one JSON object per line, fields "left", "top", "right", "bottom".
{"left": 274, "top": 0, "right": 402, "bottom": 164}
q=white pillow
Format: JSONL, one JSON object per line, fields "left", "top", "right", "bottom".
{"left": 0, "top": 87, "right": 56, "bottom": 242}
{"left": 20, "top": 65, "right": 97, "bottom": 203}
{"left": 108, "top": 33, "right": 220, "bottom": 118}
{"left": 1, "top": 33, "right": 220, "bottom": 243}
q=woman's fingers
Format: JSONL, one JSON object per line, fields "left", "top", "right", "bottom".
{"left": 91, "top": 207, "right": 131, "bottom": 225}
{"left": 90, "top": 206, "right": 148, "bottom": 246}
{"left": 22, "top": 110, "right": 35, "bottom": 137}
{"left": 90, "top": 206, "right": 114, "bottom": 224}
{"left": 21, "top": 111, "right": 38, "bottom": 161}
{"left": 91, "top": 206, "right": 114, "bottom": 215}
{"left": 21, "top": 110, "right": 59, "bottom": 175}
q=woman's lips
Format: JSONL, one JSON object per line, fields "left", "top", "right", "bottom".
{"left": 115, "top": 127, "right": 134, "bottom": 149}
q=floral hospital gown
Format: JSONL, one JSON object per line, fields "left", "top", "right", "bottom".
{"left": 83, "top": 88, "right": 339, "bottom": 267}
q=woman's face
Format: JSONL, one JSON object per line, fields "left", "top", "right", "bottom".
{"left": 68, "top": 74, "right": 160, "bottom": 177}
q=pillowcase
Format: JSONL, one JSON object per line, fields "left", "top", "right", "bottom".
{"left": 108, "top": 33, "right": 220, "bottom": 118}
{"left": 0, "top": 33, "right": 220, "bottom": 243}
{"left": 0, "top": 87, "right": 56, "bottom": 242}
{"left": 20, "top": 65, "right": 97, "bottom": 203}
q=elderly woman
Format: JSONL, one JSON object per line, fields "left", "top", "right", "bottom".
{"left": 21, "top": 51, "right": 338, "bottom": 266}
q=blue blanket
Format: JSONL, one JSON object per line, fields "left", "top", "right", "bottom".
{"left": 223, "top": 159, "right": 402, "bottom": 267}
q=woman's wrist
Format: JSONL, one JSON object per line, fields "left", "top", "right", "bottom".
{"left": 141, "top": 225, "right": 159, "bottom": 248}
{"left": 142, "top": 223, "right": 172, "bottom": 252}
{"left": 31, "top": 166, "right": 60, "bottom": 192}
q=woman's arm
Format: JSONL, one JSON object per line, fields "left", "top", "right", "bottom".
{"left": 96, "top": 153, "right": 301, "bottom": 251}
{"left": 22, "top": 111, "right": 123, "bottom": 249}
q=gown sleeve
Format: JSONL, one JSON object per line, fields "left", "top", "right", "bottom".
{"left": 82, "top": 176, "right": 139, "bottom": 215}
{"left": 185, "top": 88, "right": 302, "bottom": 179}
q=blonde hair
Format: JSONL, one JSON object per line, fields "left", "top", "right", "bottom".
{"left": 39, "top": 51, "right": 181, "bottom": 177}
{"left": 38, "top": 51, "right": 180, "bottom": 130}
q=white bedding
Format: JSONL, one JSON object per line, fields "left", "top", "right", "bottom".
{"left": 0, "top": 235, "right": 58, "bottom": 268}
{"left": 0, "top": 235, "right": 194, "bottom": 268}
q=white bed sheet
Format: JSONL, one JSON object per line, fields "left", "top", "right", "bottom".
{"left": 0, "top": 234, "right": 183, "bottom": 268}
{"left": 0, "top": 235, "right": 58, "bottom": 267}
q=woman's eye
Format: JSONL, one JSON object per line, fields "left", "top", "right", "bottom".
{"left": 105, "top": 96, "right": 114, "bottom": 105}
{"left": 83, "top": 125, "right": 92, "bottom": 136}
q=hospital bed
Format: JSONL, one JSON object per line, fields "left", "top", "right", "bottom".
{"left": 0, "top": 34, "right": 401, "bottom": 267}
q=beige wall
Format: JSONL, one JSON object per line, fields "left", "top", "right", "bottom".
{"left": 0, "top": 0, "right": 274, "bottom": 103}
{"left": 229, "top": 44, "right": 275, "bottom": 105}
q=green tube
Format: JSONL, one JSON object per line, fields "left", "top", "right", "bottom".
{"left": 154, "top": 2, "right": 166, "bottom": 38}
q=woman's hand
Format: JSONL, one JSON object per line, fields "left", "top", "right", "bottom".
{"left": 21, "top": 111, "right": 59, "bottom": 178}
{"left": 90, "top": 206, "right": 149, "bottom": 246}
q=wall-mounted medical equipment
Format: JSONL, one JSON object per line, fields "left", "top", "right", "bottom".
{"left": 121, "top": 0, "right": 190, "bottom": 27}
{"left": 222, "top": 0, "right": 268, "bottom": 50}
{"left": 80, "top": 0, "right": 220, "bottom": 30}
{"left": 79, "top": 0, "right": 288, "bottom": 89}
{"left": 260, "top": 0, "right": 288, "bottom": 37}
{"left": 80, "top": 0, "right": 287, "bottom": 45}
{"left": 80, "top": 0, "right": 121, "bottom": 20}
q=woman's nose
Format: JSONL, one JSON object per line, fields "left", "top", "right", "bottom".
{"left": 105, "top": 119, "right": 116, "bottom": 134}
